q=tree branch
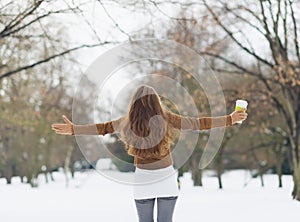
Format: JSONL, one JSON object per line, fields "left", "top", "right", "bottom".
{"left": 0, "top": 0, "right": 45, "bottom": 37}
{"left": 224, "top": 5, "right": 266, "bottom": 36}
{"left": 236, "top": 4, "right": 262, "bottom": 24}
{"left": 259, "top": 0, "right": 281, "bottom": 66}
{"left": 149, "top": 0, "right": 198, "bottom": 22}
{"left": 243, "top": 142, "right": 277, "bottom": 154}
{"left": 0, "top": 8, "right": 76, "bottom": 38}
{"left": 199, "top": 50, "right": 263, "bottom": 78}
{"left": 97, "top": 0, "right": 132, "bottom": 40}
{"left": 288, "top": 0, "right": 300, "bottom": 63}
{"left": 200, "top": 50, "right": 291, "bottom": 130}
{"left": 0, "top": 41, "right": 118, "bottom": 79}
{"left": 62, "top": 0, "right": 102, "bottom": 42}
{"left": 283, "top": 0, "right": 288, "bottom": 59}
{"left": 203, "top": 0, "right": 275, "bottom": 68}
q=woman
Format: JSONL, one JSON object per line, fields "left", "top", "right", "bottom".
{"left": 52, "top": 85, "right": 247, "bottom": 222}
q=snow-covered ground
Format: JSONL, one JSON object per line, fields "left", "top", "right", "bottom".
{"left": 0, "top": 170, "right": 299, "bottom": 222}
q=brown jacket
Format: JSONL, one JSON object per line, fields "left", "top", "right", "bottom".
{"left": 73, "top": 109, "right": 232, "bottom": 170}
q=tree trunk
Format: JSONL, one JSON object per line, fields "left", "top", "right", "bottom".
{"left": 5, "top": 164, "right": 13, "bottom": 184}
{"left": 275, "top": 147, "right": 283, "bottom": 188}
{"left": 292, "top": 162, "right": 300, "bottom": 200}
{"left": 217, "top": 171, "right": 222, "bottom": 189}
{"left": 290, "top": 132, "right": 300, "bottom": 200}
{"left": 70, "top": 165, "right": 75, "bottom": 179}
{"left": 259, "top": 173, "right": 264, "bottom": 187}
{"left": 277, "top": 169, "right": 283, "bottom": 188}
{"left": 26, "top": 174, "right": 32, "bottom": 185}
{"left": 5, "top": 177, "right": 12, "bottom": 184}
{"left": 192, "top": 168, "right": 203, "bottom": 186}
{"left": 292, "top": 175, "right": 298, "bottom": 200}
{"left": 190, "top": 154, "right": 203, "bottom": 186}
{"left": 258, "top": 167, "right": 264, "bottom": 187}
{"left": 215, "top": 153, "right": 223, "bottom": 189}
{"left": 297, "top": 184, "right": 300, "bottom": 201}
{"left": 296, "top": 144, "right": 300, "bottom": 201}
{"left": 44, "top": 172, "right": 49, "bottom": 183}
{"left": 50, "top": 172, "right": 54, "bottom": 181}
{"left": 64, "top": 146, "right": 74, "bottom": 187}
{"left": 30, "top": 174, "right": 38, "bottom": 188}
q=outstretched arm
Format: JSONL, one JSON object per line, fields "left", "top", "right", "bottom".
{"left": 51, "top": 115, "right": 123, "bottom": 135}
{"left": 163, "top": 109, "right": 247, "bottom": 130}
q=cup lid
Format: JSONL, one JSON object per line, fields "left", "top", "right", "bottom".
{"left": 236, "top": 99, "right": 248, "bottom": 107}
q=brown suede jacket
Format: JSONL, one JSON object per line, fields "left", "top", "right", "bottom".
{"left": 73, "top": 109, "right": 232, "bottom": 170}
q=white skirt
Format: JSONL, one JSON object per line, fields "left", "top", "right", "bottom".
{"left": 133, "top": 165, "right": 179, "bottom": 200}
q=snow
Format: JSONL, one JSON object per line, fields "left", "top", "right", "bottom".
{"left": 96, "top": 158, "right": 117, "bottom": 170}
{"left": 0, "top": 170, "right": 299, "bottom": 222}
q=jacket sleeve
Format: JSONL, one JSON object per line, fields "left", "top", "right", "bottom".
{"left": 73, "top": 116, "right": 124, "bottom": 135}
{"left": 163, "top": 109, "right": 232, "bottom": 130}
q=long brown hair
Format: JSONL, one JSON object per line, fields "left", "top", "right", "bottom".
{"left": 120, "top": 85, "right": 172, "bottom": 159}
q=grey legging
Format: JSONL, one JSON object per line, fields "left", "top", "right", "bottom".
{"left": 134, "top": 196, "right": 178, "bottom": 222}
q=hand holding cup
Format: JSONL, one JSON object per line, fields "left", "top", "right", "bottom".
{"left": 231, "top": 100, "right": 248, "bottom": 124}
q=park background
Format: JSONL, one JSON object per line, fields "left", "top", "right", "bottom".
{"left": 0, "top": 0, "right": 300, "bottom": 221}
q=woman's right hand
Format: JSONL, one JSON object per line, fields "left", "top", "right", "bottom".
{"left": 51, "top": 115, "right": 74, "bottom": 135}
{"left": 230, "top": 109, "right": 248, "bottom": 124}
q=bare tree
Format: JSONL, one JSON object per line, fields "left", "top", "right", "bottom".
{"left": 0, "top": 0, "right": 119, "bottom": 80}
{"left": 198, "top": 0, "right": 300, "bottom": 200}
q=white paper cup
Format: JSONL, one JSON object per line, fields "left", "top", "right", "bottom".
{"left": 235, "top": 100, "right": 248, "bottom": 123}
